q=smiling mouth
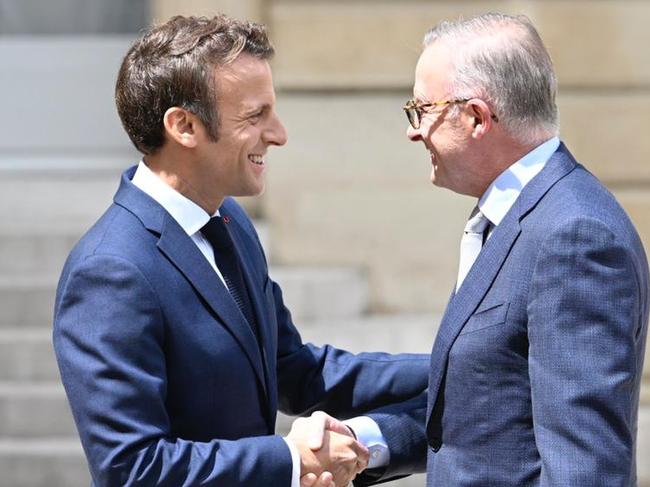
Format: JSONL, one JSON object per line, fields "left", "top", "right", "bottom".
{"left": 248, "top": 154, "right": 264, "bottom": 165}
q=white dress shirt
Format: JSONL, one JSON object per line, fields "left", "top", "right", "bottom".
{"left": 131, "top": 161, "right": 302, "bottom": 487}
{"left": 349, "top": 136, "right": 561, "bottom": 472}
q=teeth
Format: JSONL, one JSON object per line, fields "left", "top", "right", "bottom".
{"left": 249, "top": 154, "right": 264, "bottom": 165}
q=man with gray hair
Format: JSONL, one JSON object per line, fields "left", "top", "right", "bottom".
{"left": 329, "top": 12, "right": 649, "bottom": 486}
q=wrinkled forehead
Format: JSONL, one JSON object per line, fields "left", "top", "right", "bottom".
{"left": 413, "top": 42, "right": 455, "bottom": 100}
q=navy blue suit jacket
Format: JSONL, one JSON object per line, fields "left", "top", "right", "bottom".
{"left": 53, "top": 167, "right": 429, "bottom": 487}
{"left": 363, "top": 144, "right": 649, "bottom": 486}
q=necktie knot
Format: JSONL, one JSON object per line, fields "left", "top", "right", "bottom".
{"left": 201, "top": 217, "right": 233, "bottom": 252}
{"left": 464, "top": 207, "right": 490, "bottom": 234}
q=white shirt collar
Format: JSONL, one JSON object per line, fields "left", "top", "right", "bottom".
{"left": 131, "top": 160, "right": 218, "bottom": 236}
{"left": 478, "top": 137, "right": 560, "bottom": 226}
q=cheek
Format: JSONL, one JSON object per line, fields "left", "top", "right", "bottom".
{"left": 419, "top": 127, "right": 437, "bottom": 149}
{"left": 426, "top": 131, "right": 447, "bottom": 153}
{"left": 237, "top": 136, "right": 257, "bottom": 158}
{"left": 437, "top": 126, "right": 465, "bottom": 151}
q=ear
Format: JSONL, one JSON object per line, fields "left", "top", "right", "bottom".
{"left": 162, "top": 107, "right": 199, "bottom": 148}
{"left": 467, "top": 99, "right": 495, "bottom": 140}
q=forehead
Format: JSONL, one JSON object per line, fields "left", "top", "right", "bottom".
{"left": 214, "top": 54, "right": 276, "bottom": 108}
{"left": 413, "top": 43, "right": 454, "bottom": 100}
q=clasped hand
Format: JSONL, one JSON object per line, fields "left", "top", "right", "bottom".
{"left": 287, "top": 411, "right": 369, "bottom": 487}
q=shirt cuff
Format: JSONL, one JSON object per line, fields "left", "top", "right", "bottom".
{"left": 344, "top": 416, "right": 390, "bottom": 469}
{"left": 283, "top": 437, "right": 301, "bottom": 487}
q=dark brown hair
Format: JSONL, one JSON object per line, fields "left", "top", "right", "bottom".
{"left": 115, "top": 14, "right": 274, "bottom": 155}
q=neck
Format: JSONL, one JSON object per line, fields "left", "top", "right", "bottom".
{"left": 472, "top": 135, "right": 550, "bottom": 198}
{"left": 144, "top": 150, "right": 223, "bottom": 215}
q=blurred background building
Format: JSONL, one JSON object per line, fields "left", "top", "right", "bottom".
{"left": 0, "top": 0, "right": 648, "bottom": 485}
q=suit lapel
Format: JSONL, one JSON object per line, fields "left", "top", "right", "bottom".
{"left": 113, "top": 169, "right": 268, "bottom": 399}
{"left": 157, "top": 215, "right": 267, "bottom": 397}
{"left": 426, "top": 211, "right": 522, "bottom": 435}
{"left": 426, "top": 144, "right": 578, "bottom": 435}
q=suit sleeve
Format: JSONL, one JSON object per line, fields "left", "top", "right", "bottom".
{"left": 228, "top": 197, "right": 430, "bottom": 482}
{"left": 53, "top": 254, "right": 293, "bottom": 487}
{"left": 528, "top": 217, "right": 647, "bottom": 486}
{"left": 354, "top": 393, "right": 429, "bottom": 486}
{"left": 271, "top": 277, "right": 430, "bottom": 419}
{"left": 271, "top": 274, "right": 430, "bottom": 484}
{"left": 221, "top": 198, "right": 430, "bottom": 417}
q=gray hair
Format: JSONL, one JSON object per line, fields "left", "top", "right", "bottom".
{"left": 423, "top": 13, "right": 559, "bottom": 144}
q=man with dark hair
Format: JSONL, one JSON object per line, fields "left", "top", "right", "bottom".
{"left": 53, "top": 15, "right": 428, "bottom": 487}
{"left": 325, "top": 12, "right": 649, "bottom": 487}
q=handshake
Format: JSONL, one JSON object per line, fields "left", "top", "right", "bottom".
{"left": 287, "top": 412, "right": 370, "bottom": 487}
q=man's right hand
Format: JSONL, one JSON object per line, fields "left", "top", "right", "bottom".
{"left": 287, "top": 416, "right": 369, "bottom": 486}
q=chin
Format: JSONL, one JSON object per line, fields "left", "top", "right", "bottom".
{"left": 246, "top": 182, "right": 266, "bottom": 197}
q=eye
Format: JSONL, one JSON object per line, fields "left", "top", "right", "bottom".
{"left": 247, "top": 108, "right": 267, "bottom": 123}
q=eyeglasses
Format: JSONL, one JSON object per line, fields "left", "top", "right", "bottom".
{"left": 402, "top": 98, "right": 498, "bottom": 129}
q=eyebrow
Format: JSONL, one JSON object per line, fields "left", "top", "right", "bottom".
{"left": 242, "top": 103, "right": 272, "bottom": 116}
{"left": 413, "top": 91, "right": 432, "bottom": 104}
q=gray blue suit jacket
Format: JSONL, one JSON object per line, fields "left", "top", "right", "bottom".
{"left": 362, "top": 143, "right": 649, "bottom": 486}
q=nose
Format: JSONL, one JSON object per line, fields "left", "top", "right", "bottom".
{"left": 406, "top": 123, "right": 422, "bottom": 142}
{"left": 263, "top": 112, "right": 288, "bottom": 147}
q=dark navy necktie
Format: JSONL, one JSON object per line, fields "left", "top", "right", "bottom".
{"left": 201, "top": 216, "right": 259, "bottom": 339}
